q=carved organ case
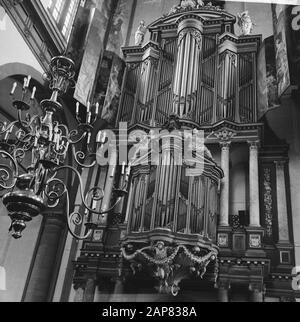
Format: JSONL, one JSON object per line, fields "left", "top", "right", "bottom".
{"left": 117, "top": 6, "right": 267, "bottom": 295}
{"left": 118, "top": 8, "right": 261, "bottom": 127}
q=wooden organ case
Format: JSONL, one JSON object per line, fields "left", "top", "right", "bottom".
{"left": 73, "top": 5, "right": 296, "bottom": 301}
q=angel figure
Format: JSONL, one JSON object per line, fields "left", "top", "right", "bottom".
{"left": 180, "top": 0, "right": 197, "bottom": 9}
{"left": 196, "top": 0, "right": 205, "bottom": 7}
{"left": 237, "top": 11, "right": 255, "bottom": 36}
{"left": 135, "top": 20, "right": 147, "bottom": 46}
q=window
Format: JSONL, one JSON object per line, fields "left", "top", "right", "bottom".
{"left": 61, "top": 0, "right": 77, "bottom": 39}
{"left": 49, "top": 0, "right": 64, "bottom": 21}
{"left": 41, "top": 0, "right": 80, "bottom": 41}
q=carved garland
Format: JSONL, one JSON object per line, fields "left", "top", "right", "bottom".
{"left": 122, "top": 244, "right": 217, "bottom": 266}
{"left": 263, "top": 168, "right": 273, "bottom": 238}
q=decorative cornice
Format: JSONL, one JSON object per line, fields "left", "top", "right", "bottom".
{"left": 122, "top": 41, "right": 160, "bottom": 58}
{"left": 148, "top": 7, "right": 236, "bottom": 32}
{"left": 219, "top": 32, "right": 261, "bottom": 46}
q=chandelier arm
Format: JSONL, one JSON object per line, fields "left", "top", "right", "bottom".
{"left": 73, "top": 149, "right": 97, "bottom": 169}
{"left": 0, "top": 150, "right": 18, "bottom": 190}
{"left": 0, "top": 120, "right": 19, "bottom": 136}
{"left": 44, "top": 177, "right": 68, "bottom": 202}
{"left": 17, "top": 110, "right": 31, "bottom": 133}
{"left": 52, "top": 165, "right": 123, "bottom": 215}
{"left": 29, "top": 114, "right": 41, "bottom": 126}
{"left": 68, "top": 130, "right": 87, "bottom": 145}
{"left": 65, "top": 190, "right": 93, "bottom": 240}
{"left": 16, "top": 132, "right": 34, "bottom": 146}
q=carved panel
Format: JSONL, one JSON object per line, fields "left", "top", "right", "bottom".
{"left": 259, "top": 164, "right": 279, "bottom": 244}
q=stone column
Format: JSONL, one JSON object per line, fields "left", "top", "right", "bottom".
{"left": 110, "top": 277, "right": 125, "bottom": 302}
{"left": 113, "top": 278, "right": 124, "bottom": 294}
{"left": 249, "top": 141, "right": 261, "bottom": 227}
{"left": 22, "top": 213, "right": 65, "bottom": 302}
{"left": 251, "top": 289, "right": 264, "bottom": 302}
{"left": 220, "top": 142, "right": 231, "bottom": 226}
{"left": 249, "top": 284, "right": 264, "bottom": 302}
{"left": 74, "top": 284, "right": 85, "bottom": 302}
{"left": 275, "top": 161, "right": 290, "bottom": 243}
{"left": 218, "top": 287, "right": 230, "bottom": 302}
{"left": 83, "top": 278, "right": 96, "bottom": 303}
{"left": 217, "top": 281, "right": 230, "bottom": 302}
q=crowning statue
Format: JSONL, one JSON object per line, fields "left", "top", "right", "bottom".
{"left": 237, "top": 11, "right": 254, "bottom": 36}
{"left": 135, "top": 20, "right": 147, "bottom": 46}
{"left": 169, "top": 0, "right": 205, "bottom": 15}
{"left": 180, "top": 0, "right": 204, "bottom": 9}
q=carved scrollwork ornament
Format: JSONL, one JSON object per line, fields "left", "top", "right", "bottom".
{"left": 178, "top": 28, "right": 202, "bottom": 50}
{"left": 122, "top": 242, "right": 218, "bottom": 296}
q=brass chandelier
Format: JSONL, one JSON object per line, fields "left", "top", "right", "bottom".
{"left": 0, "top": 56, "right": 128, "bottom": 240}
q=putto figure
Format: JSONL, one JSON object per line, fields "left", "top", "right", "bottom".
{"left": 135, "top": 20, "right": 147, "bottom": 46}
{"left": 237, "top": 11, "right": 254, "bottom": 35}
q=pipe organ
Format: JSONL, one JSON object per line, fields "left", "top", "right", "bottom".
{"left": 126, "top": 151, "right": 222, "bottom": 241}
{"left": 118, "top": 10, "right": 260, "bottom": 127}
{"left": 73, "top": 4, "right": 297, "bottom": 302}
{"left": 117, "top": 6, "right": 262, "bottom": 295}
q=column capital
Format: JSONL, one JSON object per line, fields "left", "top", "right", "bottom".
{"left": 74, "top": 281, "right": 86, "bottom": 291}
{"left": 248, "top": 140, "right": 260, "bottom": 150}
{"left": 274, "top": 160, "right": 287, "bottom": 169}
{"left": 220, "top": 141, "right": 231, "bottom": 149}
{"left": 249, "top": 282, "right": 265, "bottom": 293}
{"left": 215, "top": 280, "right": 231, "bottom": 290}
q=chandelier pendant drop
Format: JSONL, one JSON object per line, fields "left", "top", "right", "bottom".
{"left": 0, "top": 56, "right": 128, "bottom": 240}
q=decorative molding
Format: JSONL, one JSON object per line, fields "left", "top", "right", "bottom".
{"left": 249, "top": 234, "right": 262, "bottom": 249}
{"left": 218, "top": 233, "right": 229, "bottom": 248}
{"left": 211, "top": 129, "right": 237, "bottom": 143}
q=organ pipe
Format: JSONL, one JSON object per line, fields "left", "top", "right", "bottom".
{"left": 173, "top": 18, "right": 203, "bottom": 118}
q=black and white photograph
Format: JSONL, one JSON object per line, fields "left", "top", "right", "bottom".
{"left": 0, "top": 0, "right": 300, "bottom": 308}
